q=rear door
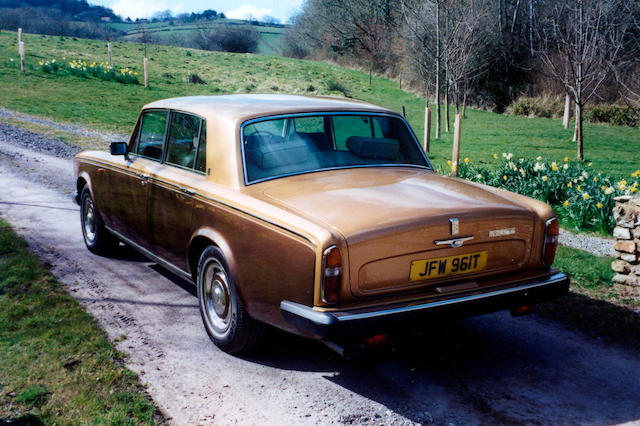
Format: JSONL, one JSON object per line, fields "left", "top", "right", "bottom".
{"left": 148, "top": 112, "right": 206, "bottom": 270}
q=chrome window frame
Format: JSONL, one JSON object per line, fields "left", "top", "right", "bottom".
{"left": 240, "top": 111, "right": 433, "bottom": 186}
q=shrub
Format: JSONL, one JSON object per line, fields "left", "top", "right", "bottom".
{"left": 586, "top": 105, "right": 638, "bottom": 127}
{"left": 505, "top": 95, "right": 564, "bottom": 119}
{"left": 452, "top": 154, "right": 640, "bottom": 234}
{"left": 325, "top": 78, "right": 351, "bottom": 97}
{"left": 188, "top": 73, "right": 206, "bottom": 84}
{"left": 193, "top": 26, "right": 259, "bottom": 53}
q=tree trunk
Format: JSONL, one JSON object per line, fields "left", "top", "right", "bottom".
{"left": 435, "top": 0, "right": 441, "bottom": 140}
{"left": 528, "top": 0, "right": 534, "bottom": 57}
{"left": 573, "top": 102, "right": 578, "bottom": 142}
{"left": 445, "top": 79, "right": 450, "bottom": 133}
{"left": 576, "top": 103, "right": 583, "bottom": 160}
{"left": 562, "top": 94, "right": 571, "bottom": 129}
{"left": 462, "top": 85, "right": 468, "bottom": 118}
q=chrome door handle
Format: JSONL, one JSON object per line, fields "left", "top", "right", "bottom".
{"left": 179, "top": 187, "right": 194, "bottom": 196}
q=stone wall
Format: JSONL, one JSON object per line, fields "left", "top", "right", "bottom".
{"left": 612, "top": 195, "right": 640, "bottom": 298}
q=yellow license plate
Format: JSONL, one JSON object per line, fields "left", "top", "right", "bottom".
{"left": 409, "top": 251, "right": 488, "bottom": 282}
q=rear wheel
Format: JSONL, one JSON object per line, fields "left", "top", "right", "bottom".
{"left": 80, "top": 186, "right": 118, "bottom": 255}
{"left": 197, "top": 246, "right": 263, "bottom": 353}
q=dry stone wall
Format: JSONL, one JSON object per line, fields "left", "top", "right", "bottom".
{"left": 612, "top": 195, "right": 640, "bottom": 298}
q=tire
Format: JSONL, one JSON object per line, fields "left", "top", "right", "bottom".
{"left": 197, "top": 246, "right": 263, "bottom": 353}
{"left": 80, "top": 186, "right": 118, "bottom": 255}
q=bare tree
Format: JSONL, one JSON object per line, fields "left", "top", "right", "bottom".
{"left": 400, "top": 0, "right": 442, "bottom": 139}
{"left": 442, "top": 0, "right": 493, "bottom": 114}
{"left": 538, "top": 0, "right": 628, "bottom": 159}
{"left": 613, "top": 3, "right": 640, "bottom": 123}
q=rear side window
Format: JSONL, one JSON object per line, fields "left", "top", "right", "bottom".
{"left": 166, "top": 112, "right": 201, "bottom": 169}
{"left": 136, "top": 110, "right": 168, "bottom": 161}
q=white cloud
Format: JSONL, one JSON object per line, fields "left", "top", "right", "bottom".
{"left": 110, "top": 0, "right": 184, "bottom": 19}
{"left": 226, "top": 4, "right": 273, "bottom": 20}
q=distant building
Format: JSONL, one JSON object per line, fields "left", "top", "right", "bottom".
{"left": 101, "top": 17, "right": 111, "bottom": 22}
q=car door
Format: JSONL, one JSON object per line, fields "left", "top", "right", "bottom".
{"left": 148, "top": 112, "right": 206, "bottom": 270}
{"left": 108, "top": 109, "right": 169, "bottom": 250}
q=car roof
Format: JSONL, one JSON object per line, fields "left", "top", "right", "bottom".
{"left": 143, "top": 94, "right": 397, "bottom": 123}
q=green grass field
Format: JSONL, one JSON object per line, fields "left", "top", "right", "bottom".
{"left": 0, "top": 219, "right": 157, "bottom": 423}
{"left": 0, "top": 31, "right": 638, "bottom": 178}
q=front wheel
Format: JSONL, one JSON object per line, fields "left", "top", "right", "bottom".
{"left": 80, "top": 186, "right": 118, "bottom": 255}
{"left": 197, "top": 246, "right": 263, "bottom": 353}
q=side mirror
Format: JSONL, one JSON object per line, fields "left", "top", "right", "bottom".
{"left": 110, "top": 142, "right": 128, "bottom": 156}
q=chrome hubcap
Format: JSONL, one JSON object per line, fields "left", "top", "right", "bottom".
{"left": 83, "top": 197, "right": 97, "bottom": 243}
{"left": 202, "top": 259, "right": 232, "bottom": 336}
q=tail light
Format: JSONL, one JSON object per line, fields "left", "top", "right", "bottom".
{"left": 322, "top": 246, "right": 342, "bottom": 304}
{"left": 542, "top": 217, "right": 559, "bottom": 266}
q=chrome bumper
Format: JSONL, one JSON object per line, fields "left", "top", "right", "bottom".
{"left": 281, "top": 271, "right": 569, "bottom": 339}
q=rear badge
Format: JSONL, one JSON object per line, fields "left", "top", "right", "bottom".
{"left": 489, "top": 227, "right": 516, "bottom": 237}
{"left": 449, "top": 218, "right": 459, "bottom": 235}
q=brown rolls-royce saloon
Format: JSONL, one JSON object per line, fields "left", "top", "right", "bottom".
{"left": 73, "top": 95, "right": 569, "bottom": 354}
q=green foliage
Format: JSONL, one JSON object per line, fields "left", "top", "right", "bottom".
{"left": 455, "top": 154, "right": 640, "bottom": 233}
{"left": 0, "top": 219, "right": 156, "bottom": 423}
{"left": 587, "top": 105, "right": 638, "bottom": 127}
{"left": 38, "top": 58, "right": 139, "bottom": 84}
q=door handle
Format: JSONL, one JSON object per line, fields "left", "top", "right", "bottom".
{"left": 137, "top": 173, "right": 149, "bottom": 186}
{"left": 179, "top": 187, "right": 194, "bottom": 196}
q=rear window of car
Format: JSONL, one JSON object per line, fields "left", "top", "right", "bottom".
{"left": 242, "top": 113, "right": 429, "bottom": 184}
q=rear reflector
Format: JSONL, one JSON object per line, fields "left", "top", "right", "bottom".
{"left": 510, "top": 305, "right": 533, "bottom": 316}
{"left": 322, "top": 246, "right": 342, "bottom": 304}
{"left": 542, "top": 217, "right": 559, "bottom": 266}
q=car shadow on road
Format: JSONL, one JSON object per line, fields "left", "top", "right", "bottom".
{"left": 245, "top": 306, "right": 640, "bottom": 424}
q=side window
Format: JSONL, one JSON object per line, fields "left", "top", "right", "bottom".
{"left": 195, "top": 121, "right": 206, "bottom": 173}
{"left": 166, "top": 112, "right": 201, "bottom": 169}
{"left": 136, "top": 110, "right": 168, "bottom": 161}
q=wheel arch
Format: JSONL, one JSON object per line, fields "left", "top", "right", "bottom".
{"left": 188, "top": 228, "right": 237, "bottom": 288}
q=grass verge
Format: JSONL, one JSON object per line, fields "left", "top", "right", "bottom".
{"left": 0, "top": 218, "right": 159, "bottom": 424}
{"left": 538, "top": 246, "right": 640, "bottom": 351}
{"left": 0, "top": 117, "right": 106, "bottom": 151}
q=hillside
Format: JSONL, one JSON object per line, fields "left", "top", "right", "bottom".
{"left": 0, "top": 31, "right": 638, "bottom": 178}
{"left": 112, "top": 19, "right": 284, "bottom": 56}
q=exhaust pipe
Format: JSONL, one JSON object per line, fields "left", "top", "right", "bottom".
{"left": 320, "top": 339, "right": 364, "bottom": 359}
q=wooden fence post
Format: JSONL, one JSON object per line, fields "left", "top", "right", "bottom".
{"left": 563, "top": 94, "right": 571, "bottom": 129}
{"left": 143, "top": 57, "right": 149, "bottom": 88}
{"left": 108, "top": 42, "right": 112, "bottom": 67}
{"left": 424, "top": 106, "right": 431, "bottom": 153}
{"left": 451, "top": 114, "right": 461, "bottom": 177}
{"left": 402, "top": 106, "right": 406, "bottom": 117}
{"left": 18, "top": 28, "right": 22, "bottom": 44}
{"left": 19, "top": 41, "right": 25, "bottom": 73}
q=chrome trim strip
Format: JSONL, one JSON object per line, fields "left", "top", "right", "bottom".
{"left": 334, "top": 272, "right": 568, "bottom": 323}
{"left": 105, "top": 225, "right": 193, "bottom": 281}
{"left": 77, "top": 159, "right": 316, "bottom": 246}
{"left": 281, "top": 271, "right": 568, "bottom": 325}
{"left": 239, "top": 111, "right": 434, "bottom": 186}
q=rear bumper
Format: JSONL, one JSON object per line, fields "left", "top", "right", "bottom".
{"left": 281, "top": 271, "right": 569, "bottom": 340}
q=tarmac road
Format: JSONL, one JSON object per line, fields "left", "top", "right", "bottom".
{"left": 1, "top": 126, "right": 639, "bottom": 425}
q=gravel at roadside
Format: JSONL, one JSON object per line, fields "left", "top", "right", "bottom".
{"left": 0, "top": 107, "right": 127, "bottom": 143}
{"left": 0, "top": 123, "right": 82, "bottom": 159}
{"left": 559, "top": 229, "right": 614, "bottom": 257}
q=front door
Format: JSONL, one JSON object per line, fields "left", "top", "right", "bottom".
{"left": 108, "top": 109, "right": 169, "bottom": 249}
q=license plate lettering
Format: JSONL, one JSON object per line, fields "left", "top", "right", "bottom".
{"left": 410, "top": 251, "right": 488, "bottom": 282}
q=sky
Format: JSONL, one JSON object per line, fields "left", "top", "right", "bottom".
{"left": 90, "top": 0, "right": 304, "bottom": 23}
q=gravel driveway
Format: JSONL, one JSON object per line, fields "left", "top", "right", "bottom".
{"left": 0, "top": 123, "right": 638, "bottom": 425}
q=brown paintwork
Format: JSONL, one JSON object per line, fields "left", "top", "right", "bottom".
{"left": 74, "top": 95, "right": 557, "bottom": 337}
